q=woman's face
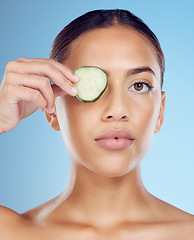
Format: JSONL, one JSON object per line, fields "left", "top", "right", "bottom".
{"left": 55, "top": 25, "right": 165, "bottom": 177}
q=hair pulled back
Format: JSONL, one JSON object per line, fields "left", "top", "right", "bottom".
{"left": 50, "top": 9, "right": 165, "bottom": 87}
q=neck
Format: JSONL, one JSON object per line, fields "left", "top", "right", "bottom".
{"left": 60, "top": 160, "right": 151, "bottom": 228}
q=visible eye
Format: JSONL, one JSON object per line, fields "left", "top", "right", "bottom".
{"left": 129, "top": 81, "right": 153, "bottom": 93}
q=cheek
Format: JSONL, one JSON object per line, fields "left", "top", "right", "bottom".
{"left": 55, "top": 96, "right": 97, "bottom": 154}
{"left": 129, "top": 93, "right": 161, "bottom": 148}
{"left": 136, "top": 102, "right": 157, "bottom": 132}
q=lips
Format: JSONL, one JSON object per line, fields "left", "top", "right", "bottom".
{"left": 95, "top": 129, "right": 135, "bottom": 150}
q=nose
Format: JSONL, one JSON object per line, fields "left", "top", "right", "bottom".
{"left": 102, "top": 89, "right": 130, "bottom": 122}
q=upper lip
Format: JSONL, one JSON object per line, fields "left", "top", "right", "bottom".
{"left": 95, "top": 129, "right": 135, "bottom": 141}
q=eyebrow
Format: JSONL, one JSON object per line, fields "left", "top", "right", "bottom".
{"left": 100, "top": 66, "right": 156, "bottom": 78}
{"left": 126, "top": 66, "right": 156, "bottom": 77}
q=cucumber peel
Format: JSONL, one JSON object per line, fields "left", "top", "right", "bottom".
{"left": 74, "top": 66, "right": 108, "bottom": 103}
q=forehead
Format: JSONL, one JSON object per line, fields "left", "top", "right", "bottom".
{"left": 66, "top": 25, "right": 160, "bottom": 78}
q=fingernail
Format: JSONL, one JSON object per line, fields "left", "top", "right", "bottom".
{"left": 50, "top": 107, "right": 55, "bottom": 114}
{"left": 74, "top": 74, "right": 79, "bottom": 82}
{"left": 46, "top": 107, "right": 54, "bottom": 114}
{"left": 72, "top": 87, "right": 78, "bottom": 95}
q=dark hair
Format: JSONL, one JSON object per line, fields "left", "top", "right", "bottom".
{"left": 50, "top": 9, "right": 165, "bottom": 88}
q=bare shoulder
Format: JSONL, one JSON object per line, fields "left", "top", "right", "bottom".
{"left": 0, "top": 205, "right": 24, "bottom": 238}
{"left": 0, "top": 204, "right": 44, "bottom": 225}
{"left": 148, "top": 193, "right": 193, "bottom": 220}
{"left": 20, "top": 196, "right": 58, "bottom": 222}
{"left": 0, "top": 205, "right": 22, "bottom": 223}
{"left": 154, "top": 218, "right": 194, "bottom": 240}
{"left": 146, "top": 195, "right": 194, "bottom": 238}
{"left": 0, "top": 205, "right": 45, "bottom": 239}
{"left": 165, "top": 205, "right": 194, "bottom": 238}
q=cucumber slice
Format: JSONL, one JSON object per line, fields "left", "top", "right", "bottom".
{"left": 74, "top": 66, "right": 108, "bottom": 103}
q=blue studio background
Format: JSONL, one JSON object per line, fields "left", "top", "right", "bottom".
{"left": 0, "top": 0, "right": 194, "bottom": 214}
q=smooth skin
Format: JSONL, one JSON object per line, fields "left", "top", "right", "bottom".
{"left": 0, "top": 25, "right": 194, "bottom": 239}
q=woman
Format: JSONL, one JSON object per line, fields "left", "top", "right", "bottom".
{"left": 0, "top": 9, "right": 193, "bottom": 239}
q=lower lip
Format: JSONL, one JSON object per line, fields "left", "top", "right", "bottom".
{"left": 95, "top": 138, "right": 134, "bottom": 150}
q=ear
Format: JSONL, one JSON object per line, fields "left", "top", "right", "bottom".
{"left": 154, "top": 91, "right": 166, "bottom": 133}
{"left": 45, "top": 107, "right": 60, "bottom": 131}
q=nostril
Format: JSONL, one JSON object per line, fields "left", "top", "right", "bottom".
{"left": 104, "top": 114, "right": 129, "bottom": 121}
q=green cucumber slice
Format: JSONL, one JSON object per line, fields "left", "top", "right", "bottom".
{"left": 74, "top": 66, "right": 108, "bottom": 103}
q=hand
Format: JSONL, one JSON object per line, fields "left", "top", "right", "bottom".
{"left": 0, "top": 58, "right": 79, "bottom": 134}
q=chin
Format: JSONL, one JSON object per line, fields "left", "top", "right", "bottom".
{"left": 70, "top": 144, "right": 143, "bottom": 178}
{"left": 91, "top": 166, "right": 135, "bottom": 178}
{"left": 84, "top": 156, "right": 138, "bottom": 178}
{"left": 96, "top": 170, "right": 131, "bottom": 178}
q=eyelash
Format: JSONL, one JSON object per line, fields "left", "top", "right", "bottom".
{"left": 129, "top": 81, "right": 154, "bottom": 93}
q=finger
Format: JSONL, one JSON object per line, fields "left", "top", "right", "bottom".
{"left": 51, "top": 84, "right": 69, "bottom": 97}
{"left": 11, "top": 60, "right": 78, "bottom": 96}
{"left": 6, "top": 72, "right": 55, "bottom": 113}
{"left": 16, "top": 57, "right": 79, "bottom": 82}
{"left": 6, "top": 84, "right": 47, "bottom": 112}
